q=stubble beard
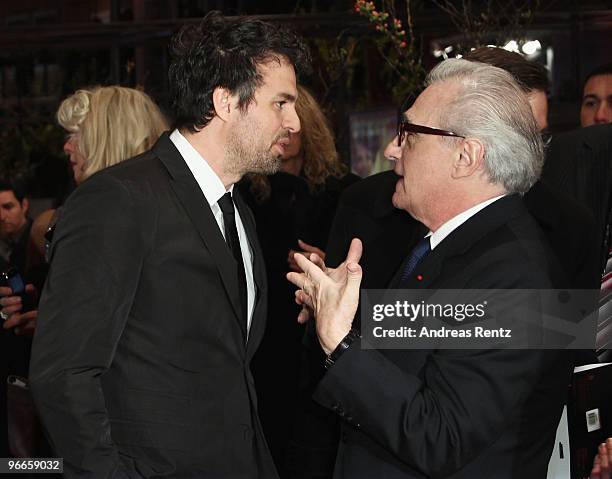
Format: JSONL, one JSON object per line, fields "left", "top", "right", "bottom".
{"left": 225, "top": 118, "right": 282, "bottom": 177}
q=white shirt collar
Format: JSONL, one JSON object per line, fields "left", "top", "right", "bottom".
{"left": 169, "top": 129, "right": 232, "bottom": 205}
{"left": 428, "top": 195, "right": 506, "bottom": 250}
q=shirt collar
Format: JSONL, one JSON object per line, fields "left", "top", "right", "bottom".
{"left": 169, "top": 129, "right": 232, "bottom": 207}
{"left": 428, "top": 194, "right": 506, "bottom": 250}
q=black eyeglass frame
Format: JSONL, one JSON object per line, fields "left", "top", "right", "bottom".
{"left": 397, "top": 117, "right": 465, "bottom": 147}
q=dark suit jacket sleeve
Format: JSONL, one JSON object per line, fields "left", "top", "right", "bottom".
{"left": 325, "top": 194, "right": 355, "bottom": 269}
{"left": 313, "top": 271, "right": 566, "bottom": 477}
{"left": 29, "top": 173, "right": 151, "bottom": 478}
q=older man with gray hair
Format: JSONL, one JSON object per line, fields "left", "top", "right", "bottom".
{"left": 288, "top": 58, "right": 572, "bottom": 478}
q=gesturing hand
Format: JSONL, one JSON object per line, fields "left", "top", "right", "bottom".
{"left": 287, "top": 238, "right": 363, "bottom": 354}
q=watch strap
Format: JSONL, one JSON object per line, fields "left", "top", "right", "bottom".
{"left": 325, "top": 329, "right": 361, "bottom": 369}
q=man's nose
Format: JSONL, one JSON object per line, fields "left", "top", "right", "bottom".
{"left": 594, "top": 102, "right": 611, "bottom": 124}
{"left": 383, "top": 137, "right": 401, "bottom": 162}
{"left": 282, "top": 107, "right": 300, "bottom": 133}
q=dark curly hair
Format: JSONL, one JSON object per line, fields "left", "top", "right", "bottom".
{"left": 168, "top": 12, "right": 311, "bottom": 132}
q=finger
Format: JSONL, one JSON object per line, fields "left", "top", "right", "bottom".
{"left": 343, "top": 262, "right": 363, "bottom": 306}
{"left": 0, "top": 295, "right": 22, "bottom": 308}
{"left": 601, "top": 443, "right": 610, "bottom": 470}
{"left": 3, "top": 316, "right": 18, "bottom": 329}
{"left": 297, "top": 239, "right": 316, "bottom": 252}
{"left": 309, "top": 253, "right": 326, "bottom": 271}
{"left": 2, "top": 303, "right": 23, "bottom": 315}
{"left": 298, "top": 240, "right": 326, "bottom": 258}
{"left": 595, "top": 443, "right": 610, "bottom": 479}
{"left": 3, "top": 312, "right": 29, "bottom": 329}
{"left": 297, "top": 306, "right": 312, "bottom": 324}
{"left": 0, "top": 286, "right": 13, "bottom": 297}
{"left": 345, "top": 238, "right": 363, "bottom": 265}
{"left": 287, "top": 271, "right": 308, "bottom": 290}
{"left": 17, "top": 315, "right": 37, "bottom": 335}
{"left": 292, "top": 252, "right": 327, "bottom": 284}
{"left": 25, "top": 284, "right": 36, "bottom": 294}
{"left": 592, "top": 467, "right": 601, "bottom": 479}
{"left": 287, "top": 250, "right": 302, "bottom": 272}
{"left": 296, "top": 289, "right": 314, "bottom": 310}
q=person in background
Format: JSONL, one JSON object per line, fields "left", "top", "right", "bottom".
{"left": 0, "top": 176, "right": 35, "bottom": 459}
{"left": 239, "top": 84, "right": 359, "bottom": 476}
{"left": 0, "top": 86, "right": 166, "bottom": 462}
{"left": 463, "top": 47, "right": 549, "bottom": 132}
{"left": 580, "top": 63, "right": 612, "bottom": 127}
{"left": 0, "top": 85, "right": 167, "bottom": 336}
{"left": 0, "top": 177, "right": 31, "bottom": 275}
{"left": 462, "top": 46, "right": 600, "bottom": 290}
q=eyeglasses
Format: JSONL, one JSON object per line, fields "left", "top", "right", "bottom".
{"left": 397, "top": 117, "right": 465, "bottom": 147}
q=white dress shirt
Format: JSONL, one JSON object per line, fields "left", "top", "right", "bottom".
{"left": 428, "top": 195, "right": 506, "bottom": 250}
{"left": 169, "top": 129, "right": 256, "bottom": 334}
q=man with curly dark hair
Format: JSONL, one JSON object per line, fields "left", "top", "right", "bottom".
{"left": 29, "top": 11, "right": 309, "bottom": 479}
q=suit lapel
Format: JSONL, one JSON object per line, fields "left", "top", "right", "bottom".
{"left": 153, "top": 134, "right": 245, "bottom": 330}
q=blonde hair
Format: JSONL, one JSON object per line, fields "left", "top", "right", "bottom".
{"left": 57, "top": 86, "right": 167, "bottom": 180}
{"left": 249, "top": 85, "right": 346, "bottom": 201}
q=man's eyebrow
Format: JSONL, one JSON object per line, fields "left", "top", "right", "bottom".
{"left": 277, "top": 93, "right": 297, "bottom": 102}
{"left": 583, "top": 94, "right": 601, "bottom": 101}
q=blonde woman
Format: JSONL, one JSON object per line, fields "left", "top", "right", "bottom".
{"left": 35, "top": 86, "right": 167, "bottom": 260}
{"left": 1, "top": 86, "right": 167, "bottom": 335}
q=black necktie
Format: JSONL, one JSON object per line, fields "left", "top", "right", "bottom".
{"left": 400, "top": 236, "right": 431, "bottom": 283}
{"left": 218, "top": 192, "right": 248, "bottom": 333}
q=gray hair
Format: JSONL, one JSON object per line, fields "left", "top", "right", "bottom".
{"left": 426, "top": 58, "right": 543, "bottom": 193}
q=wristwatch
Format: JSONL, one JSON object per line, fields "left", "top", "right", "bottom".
{"left": 325, "top": 329, "right": 361, "bottom": 370}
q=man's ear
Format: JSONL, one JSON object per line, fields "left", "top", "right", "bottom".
{"left": 451, "top": 138, "right": 485, "bottom": 179}
{"left": 21, "top": 198, "right": 29, "bottom": 216}
{"left": 212, "top": 87, "right": 232, "bottom": 122}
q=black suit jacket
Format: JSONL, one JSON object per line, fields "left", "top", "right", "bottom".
{"left": 314, "top": 195, "right": 572, "bottom": 478}
{"left": 296, "top": 171, "right": 594, "bottom": 477}
{"left": 543, "top": 123, "right": 612, "bottom": 273}
{"left": 29, "top": 133, "right": 277, "bottom": 478}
